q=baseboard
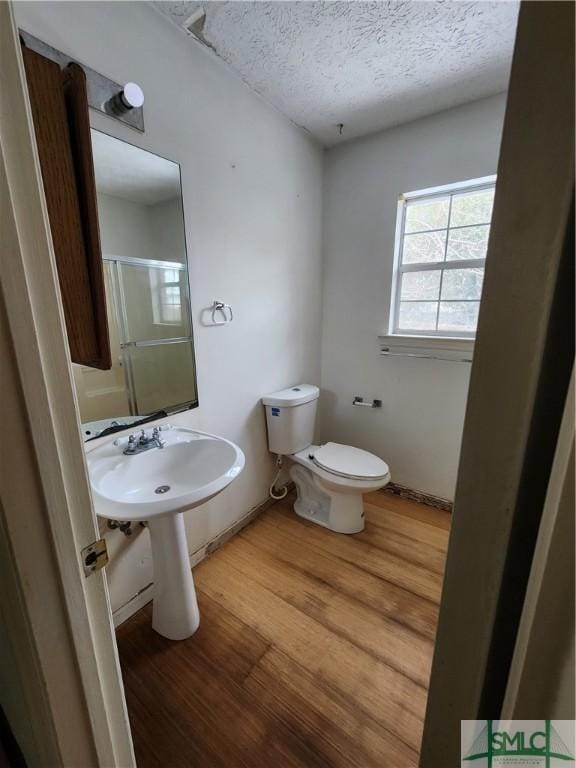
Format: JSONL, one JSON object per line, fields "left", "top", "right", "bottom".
{"left": 112, "top": 582, "right": 154, "bottom": 627}
{"left": 112, "top": 493, "right": 279, "bottom": 627}
{"left": 204, "top": 493, "right": 281, "bottom": 558}
{"left": 385, "top": 482, "right": 453, "bottom": 513}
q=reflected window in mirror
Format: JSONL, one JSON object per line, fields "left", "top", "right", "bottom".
{"left": 73, "top": 130, "right": 198, "bottom": 439}
{"left": 152, "top": 268, "right": 183, "bottom": 326}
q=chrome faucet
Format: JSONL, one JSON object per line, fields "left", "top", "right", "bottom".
{"left": 123, "top": 427, "right": 165, "bottom": 455}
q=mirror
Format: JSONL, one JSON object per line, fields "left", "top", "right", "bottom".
{"left": 73, "top": 130, "right": 198, "bottom": 438}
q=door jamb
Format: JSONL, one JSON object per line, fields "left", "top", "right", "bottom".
{"left": 0, "top": 3, "right": 135, "bottom": 765}
{"left": 420, "top": 3, "right": 575, "bottom": 763}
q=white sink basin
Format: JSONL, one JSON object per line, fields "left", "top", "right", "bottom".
{"left": 88, "top": 427, "right": 244, "bottom": 520}
{"left": 86, "top": 426, "right": 245, "bottom": 640}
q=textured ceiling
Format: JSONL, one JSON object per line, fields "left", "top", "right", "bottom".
{"left": 153, "top": 1, "right": 519, "bottom": 147}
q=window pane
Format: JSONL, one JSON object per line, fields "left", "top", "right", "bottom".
{"left": 398, "top": 301, "right": 438, "bottom": 331}
{"left": 446, "top": 224, "right": 490, "bottom": 261}
{"left": 450, "top": 188, "right": 494, "bottom": 227}
{"left": 401, "top": 270, "right": 441, "bottom": 301}
{"left": 441, "top": 268, "right": 484, "bottom": 301}
{"left": 405, "top": 197, "right": 450, "bottom": 233}
{"left": 402, "top": 231, "right": 446, "bottom": 264}
{"left": 437, "top": 301, "right": 479, "bottom": 332}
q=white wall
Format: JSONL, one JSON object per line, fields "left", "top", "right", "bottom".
{"left": 320, "top": 95, "right": 506, "bottom": 500}
{"left": 15, "top": 1, "right": 323, "bottom": 614}
{"left": 97, "top": 192, "right": 156, "bottom": 261}
{"left": 97, "top": 193, "right": 186, "bottom": 264}
{"left": 150, "top": 197, "right": 187, "bottom": 263}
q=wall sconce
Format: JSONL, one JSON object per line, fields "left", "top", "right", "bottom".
{"left": 20, "top": 29, "right": 145, "bottom": 132}
{"left": 105, "top": 82, "right": 145, "bottom": 116}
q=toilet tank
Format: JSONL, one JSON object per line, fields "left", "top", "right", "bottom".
{"left": 262, "top": 384, "right": 320, "bottom": 455}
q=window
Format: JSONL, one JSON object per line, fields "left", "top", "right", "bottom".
{"left": 157, "top": 268, "right": 183, "bottom": 325}
{"left": 390, "top": 177, "right": 496, "bottom": 339}
{"left": 150, "top": 267, "right": 185, "bottom": 326}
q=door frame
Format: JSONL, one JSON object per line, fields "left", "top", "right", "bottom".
{"left": 420, "top": 2, "right": 574, "bottom": 764}
{"left": 0, "top": 3, "right": 135, "bottom": 765}
{"left": 2, "top": 1, "right": 573, "bottom": 766}
{"left": 502, "top": 367, "right": 575, "bottom": 718}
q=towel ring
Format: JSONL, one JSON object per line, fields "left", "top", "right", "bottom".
{"left": 211, "top": 301, "right": 233, "bottom": 325}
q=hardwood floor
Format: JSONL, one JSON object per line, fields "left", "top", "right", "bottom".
{"left": 116, "top": 490, "right": 450, "bottom": 768}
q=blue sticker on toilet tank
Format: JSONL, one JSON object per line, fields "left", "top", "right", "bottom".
{"left": 271, "top": 407, "right": 280, "bottom": 416}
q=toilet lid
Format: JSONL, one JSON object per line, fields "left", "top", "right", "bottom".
{"left": 312, "top": 442, "right": 389, "bottom": 481}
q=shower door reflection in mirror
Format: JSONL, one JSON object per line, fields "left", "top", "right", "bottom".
{"left": 72, "top": 130, "right": 198, "bottom": 437}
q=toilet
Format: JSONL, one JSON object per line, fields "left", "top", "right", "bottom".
{"left": 262, "top": 384, "right": 391, "bottom": 534}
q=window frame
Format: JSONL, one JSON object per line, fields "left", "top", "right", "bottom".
{"left": 389, "top": 175, "right": 496, "bottom": 341}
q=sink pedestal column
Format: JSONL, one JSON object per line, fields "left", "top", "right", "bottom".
{"left": 148, "top": 512, "right": 200, "bottom": 640}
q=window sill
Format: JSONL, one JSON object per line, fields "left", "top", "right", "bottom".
{"left": 378, "top": 334, "right": 474, "bottom": 362}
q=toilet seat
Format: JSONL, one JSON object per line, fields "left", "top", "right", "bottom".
{"left": 312, "top": 442, "right": 389, "bottom": 481}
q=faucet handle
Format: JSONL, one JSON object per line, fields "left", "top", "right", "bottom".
{"left": 117, "top": 433, "right": 137, "bottom": 452}
{"left": 113, "top": 433, "right": 135, "bottom": 447}
{"left": 152, "top": 426, "right": 166, "bottom": 448}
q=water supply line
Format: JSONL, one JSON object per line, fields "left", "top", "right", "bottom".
{"left": 269, "top": 454, "right": 288, "bottom": 500}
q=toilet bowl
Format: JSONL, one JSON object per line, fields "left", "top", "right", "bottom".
{"left": 262, "top": 385, "right": 391, "bottom": 534}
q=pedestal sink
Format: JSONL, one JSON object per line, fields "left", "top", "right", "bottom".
{"left": 86, "top": 426, "right": 245, "bottom": 640}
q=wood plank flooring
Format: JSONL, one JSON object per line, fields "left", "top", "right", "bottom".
{"left": 116, "top": 490, "right": 450, "bottom": 768}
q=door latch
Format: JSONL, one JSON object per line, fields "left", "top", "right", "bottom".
{"left": 81, "top": 538, "right": 108, "bottom": 576}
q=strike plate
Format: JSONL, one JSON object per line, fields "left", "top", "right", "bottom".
{"left": 81, "top": 538, "right": 109, "bottom": 577}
